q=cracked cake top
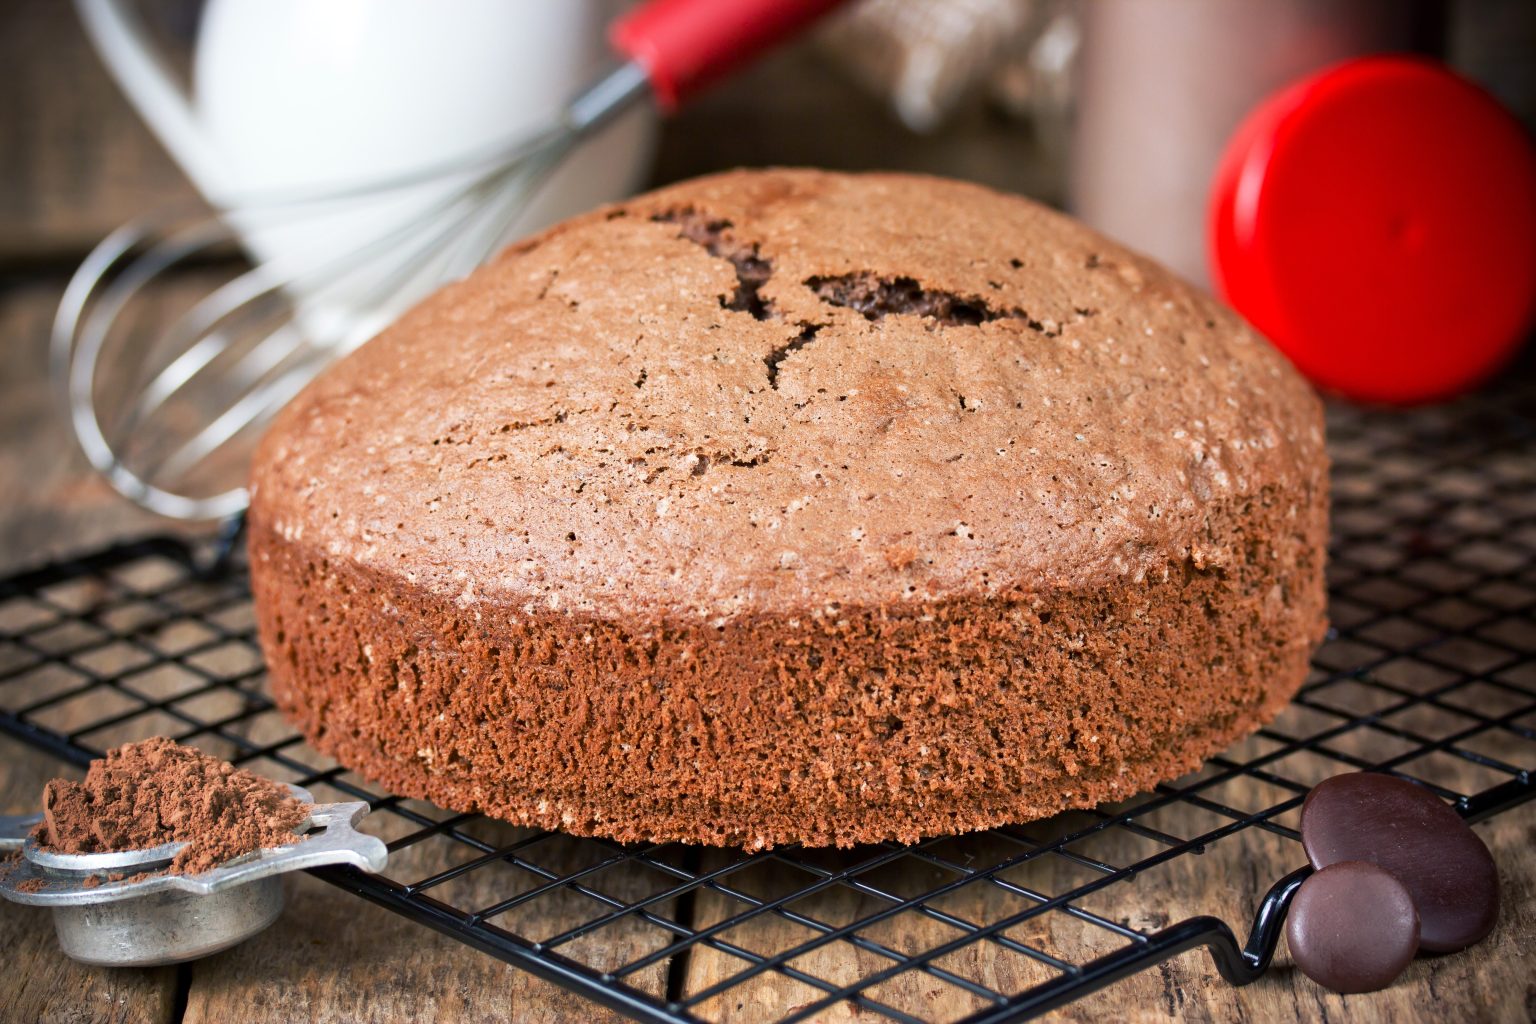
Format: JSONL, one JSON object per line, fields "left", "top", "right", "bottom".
{"left": 249, "top": 169, "right": 1325, "bottom": 619}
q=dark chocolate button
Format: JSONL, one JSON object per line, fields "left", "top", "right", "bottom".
{"left": 1287, "top": 860, "right": 1420, "bottom": 993}
{"left": 1300, "top": 773, "right": 1498, "bottom": 952}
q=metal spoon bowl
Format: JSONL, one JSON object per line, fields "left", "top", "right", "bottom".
{"left": 0, "top": 783, "right": 385, "bottom": 966}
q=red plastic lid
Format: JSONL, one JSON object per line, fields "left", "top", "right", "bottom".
{"left": 1210, "top": 56, "right": 1536, "bottom": 404}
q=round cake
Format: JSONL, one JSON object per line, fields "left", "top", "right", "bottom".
{"left": 248, "top": 169, "right": 1328, "bottom": 848}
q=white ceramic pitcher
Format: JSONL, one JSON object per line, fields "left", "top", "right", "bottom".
{"left": 76, "top": 0, "right": 656, "bottom": 339}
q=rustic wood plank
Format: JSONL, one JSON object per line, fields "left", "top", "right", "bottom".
{"left": 0, "top": 278, "right": 198, "bottom": 574}
{"left": 178, "top": 868, "right": 652, "bottom": 1024}
{"left": 0, "top": 1, "right": 202, "bottom": 265}
{"left": 1060, "top": 748, "right": 1536, "bottom": 1023}
{"left": 1083, "top": 659, "right": 1536, "bottom": 1022}
{"left": 682, "top": 718, "right": 1536, "bottom": 1023}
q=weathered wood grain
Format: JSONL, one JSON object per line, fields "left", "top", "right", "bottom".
{"left": 0, "top": 278, "right": 202, "bottom": 575}
{"left": 681, "top": 684, "right": 1536, "bottom": 1022}
{"left": 177, "top": 868, "right": 649, "bottom": 1024}
{"left": 0, "top": 1, "right": 202, "bottom": 265}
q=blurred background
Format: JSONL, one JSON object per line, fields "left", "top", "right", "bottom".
{"left": 1, "top": 0, "right": 1533, "bottom": 566}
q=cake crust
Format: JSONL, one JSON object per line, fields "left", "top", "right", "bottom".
{"left": 249, "top": 169, "right": 1328, "bottom": 848}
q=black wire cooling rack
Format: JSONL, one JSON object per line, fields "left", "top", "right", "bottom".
{"left": 2, "top": 375, "right": 1534, "bottom": 1023}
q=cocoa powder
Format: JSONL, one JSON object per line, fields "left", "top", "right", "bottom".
{"left": 0, "top": 850, "right": 29, "bottom": 890}
{"left": 38, "top": 738, "right": 309, "bottom": 875}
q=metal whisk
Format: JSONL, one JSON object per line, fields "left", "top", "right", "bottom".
{"left": 55, "top": 0, "right": 847, "bottom": 520}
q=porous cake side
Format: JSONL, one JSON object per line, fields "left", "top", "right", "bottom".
{"left": 248, "top": 169, "right": 1329, "bottom": 848}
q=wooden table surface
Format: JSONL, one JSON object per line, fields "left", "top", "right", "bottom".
{"left": 2, "top": 5, "right": 1533, "bottom": 1023}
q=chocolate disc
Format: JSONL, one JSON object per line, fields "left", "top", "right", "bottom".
{"left": 1301, "top": 772, "right": 1498, "bottom": 952}
{"left": 1286, "top": 860, "right": 1420, "bottom": 993}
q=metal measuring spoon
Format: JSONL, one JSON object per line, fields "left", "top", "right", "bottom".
{"left": 0, "top": 783, "right": 386, "bottom": 966}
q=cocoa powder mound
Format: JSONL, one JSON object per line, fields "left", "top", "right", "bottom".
{"left": 38, "top": 737, "right": 309, "bottom": 875}
{"left": 78, "top": 871, "right": 134, "bottom": 889}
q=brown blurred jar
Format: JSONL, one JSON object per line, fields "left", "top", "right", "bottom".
{"left": 1070, "top": 0, "right": 1445, "bottom": 287}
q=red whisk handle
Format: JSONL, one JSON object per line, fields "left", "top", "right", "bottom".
{"left": 611, "top": 0, "right": 848, "bottom": 110}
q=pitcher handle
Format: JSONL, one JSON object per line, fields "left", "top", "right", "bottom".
{"left": 74, "top": 0, "right": 228, "bottom": 196}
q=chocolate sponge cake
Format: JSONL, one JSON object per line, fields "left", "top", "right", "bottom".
{"left": 248, "top": 169, "right": 1328, "bottom": 848}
